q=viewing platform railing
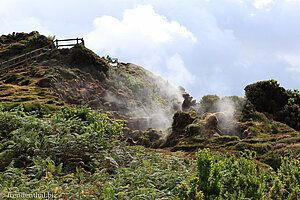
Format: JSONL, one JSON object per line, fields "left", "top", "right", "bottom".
{"left": 0, "top": 38, "right": 85, "bottom": 73}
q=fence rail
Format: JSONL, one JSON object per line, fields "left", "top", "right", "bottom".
{"left": 0, "top": 37, "right": 85, "bottom": 74}
{"left": 54, "top": 38, "right": 84, "bottom": 48}
{"left": 0, "top": 46, "right": 52, "bottom": 74}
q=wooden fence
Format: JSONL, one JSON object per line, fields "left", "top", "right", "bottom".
{"left": 0, "top": 46, "right": 52, "bottom": 73}
{"left": 53, "top": 38, "right": 84, "bottom": 48}
{"left": 0, "top": 38, "right": 85, "bottom": 73}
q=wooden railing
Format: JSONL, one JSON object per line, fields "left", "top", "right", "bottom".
{"left": 53, "top": 38, "right": 84, "bottom": 48}
{"left": 0, "top": 46, "right": 52, "bottom": 73}
{"left": 0, "top": 37, "right": 85, "bottom": 74}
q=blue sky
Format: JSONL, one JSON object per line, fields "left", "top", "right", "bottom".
{"left": 1, "top": 0, "right": 300, "bottom": 100}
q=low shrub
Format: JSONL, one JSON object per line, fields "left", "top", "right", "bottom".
{"left": 172, "top": 111, "right": 195, "bottom": 131}
{"left": 235, "top": 142, "right": 272, "bottom": 155}
{"left": 177, "top": 148, "right": 300, "bottom": 199}
{"left": 0, "top": 105, "right": 124, "bottom": 172}
{"left": 211, "top": 135, "right": 240, "bottom": 144}
{"left": 186, "top": 124, "right": 202, "bottom": 136}
{"left": 177, "top": 149, "right": 266, "bottom": 199}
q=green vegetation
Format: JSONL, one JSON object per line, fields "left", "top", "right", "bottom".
{"left": 2, "top": 104, "right": 295, "bottom": 199}
{"left": 177, "top": 148, "right": 300, "bottom": 200}
{"left": 245, "top": 79, "right": 300, "bottom": 130}
{"left": 1, "top": 32, "right": 300, "bottom": 199}
{"left": 199, "top": 95, "right": 220, "bottom": 113}
{"left": 0, "top": 31, "right": 52, "bottom": 62}
{"left": 0, "top": 105, "right": 123, "bottom": 171}
{"left": 0, "top": 105, "right": 195, "bottom": 199}
{"left": 244, "top": 79, "right": 288, "bottom": 114}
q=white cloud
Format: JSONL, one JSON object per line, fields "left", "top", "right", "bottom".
{"left": 85, "top": 5, "right": 197, "bottom": 50}
{"left": 84, "top": 4, "right": 197, "bottom": 87}
{"left": 254, "top": 0, "right": 273, "bottom": 9}
{"left": 165, "top": 54, "right": 195, "bottom": 86}
{"left": 280, "top": 53, "right": 300, "bottom": 73}
{"left": 0, "top": 17, "right": 49, "bottom": 35}
{"left": 122, "top": 5, "right": 197, "bottom": 43}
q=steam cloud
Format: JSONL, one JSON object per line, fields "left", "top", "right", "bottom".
{"left": 214, "top": 97, "right": 246, "bottom": 137}
{"left": 104, "top": 64, "right": 183, "bottom": 131}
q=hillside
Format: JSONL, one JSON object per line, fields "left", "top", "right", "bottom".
{"left": 0, "top": 32, "right": 299, "bottom": 199}
{"left": 0, "top": 32, "right": 183, "bottom": 131}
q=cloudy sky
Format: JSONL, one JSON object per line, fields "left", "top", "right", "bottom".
{"left": 1, "top": 0, "right": 300, "bottom": 100}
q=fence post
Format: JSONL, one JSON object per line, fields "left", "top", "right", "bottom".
{"left": 82, "top": 39, "right": 85, "bottom": 46}
{"left": 56, "top": 40, "right": 58, "bottom": 48}
{"left": 76, "top": 37, "right": 78, "bottom": 44}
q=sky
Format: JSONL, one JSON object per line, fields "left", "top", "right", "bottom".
{"left": 1, "top": 0, "right": 300, "bottom": 101}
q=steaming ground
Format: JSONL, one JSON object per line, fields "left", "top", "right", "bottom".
{"left": 215, "top": 97, "right": 246, "bottom": 137}
{"left": 187, "top": 95, "right": 247, "bottom": 138}
{"left": 102, "top": 62, "right": 246, "bottom": 135}
{"left": 105, "top": 63, "right": 183, "bottom": 130}
{"left": 104, "top": 62, "right": 247, "bottom": 135}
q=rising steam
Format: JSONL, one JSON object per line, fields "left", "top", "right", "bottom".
{"left": 104, "top": 63, "right": 183, "bottom": 130}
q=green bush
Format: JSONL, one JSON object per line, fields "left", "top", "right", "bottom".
{"left": 178, "top": 149, "right": 265, "bottom": 199}
{"left": 277, "top": 104, "right": 300, "bottom": 130}
{"left": 0, "top": 111, "right": 23, "bottom": 138}
{"left": 287, "top": 89, "right": 300, "bottom": 105}
{"left": 235, "top": 142, "right": 271, "bottom": 155}
{"left": 172, "top": 111, "right": 195, "bottom": 131}
{"left": 199, "top": 95, "right": 220, "bottom": 114}
{"left": 3, "top": 102, "right": 56, "bottom": 118}
{"left": 0, "top": 144, "right": 195, "bottom": 199}
{"left": 0, "top": 105, "right": 124, "bottom": 172}
{"left": 277, "top": 155, "right": 300, "bottom": 199}
{"left": 186, "top": 124, "right": 202, "bottom": 136}
{"left": 244, "top": 80, "right": 300, "bottom": 130}
{"left": 177, "top": 148, "right": 300, "bottom": 199}
{"left": 244, "top": 79, "right": 288, "bottom": 114}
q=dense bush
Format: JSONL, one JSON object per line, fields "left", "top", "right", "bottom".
{"left": 0, "top": 105, "right": 123, "bottom": 172}
{"left": 0, "top": 136, "right": 195, "bottom": 199}
{"left": 244, "top": 79, "right": 288, "bottom": 114}
{"left": 245, "top": 79, "right": 300, "bottom": 130}
{"left": 199, "top": 95, "right": 220, "bottom": 114}
{"left": 287, "top": 89, "right": 300, "bottom": 105}
{"left": 172, "top": 111, "right": 196, "bottom": 131}
{"left": 277, "top": 104, "right": 300, "bottom": 130}
{"left": 0, "top": 104, "right": 199, "bottom": 198}
{"left": 177, "top": 148, "right": 300, "bottom": 199}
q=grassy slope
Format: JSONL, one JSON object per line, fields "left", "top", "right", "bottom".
{"left": 169, "top": 111, "right": 300, "bottom": 170}
{"left": 1, "top": 38, "right": 182, "bottom": 130}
